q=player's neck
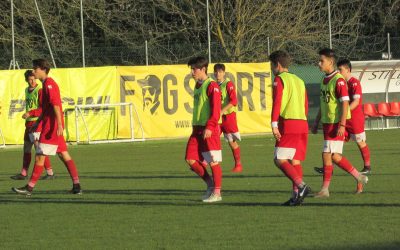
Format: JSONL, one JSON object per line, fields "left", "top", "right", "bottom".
{"left": 39, "top": 76, "right": 48, "bottom": 83}
{"left": 324, "top": 69, "right": 336, "bottom": 76}
{"left": 277, "top": 69, "right": 289, "bottom": 74}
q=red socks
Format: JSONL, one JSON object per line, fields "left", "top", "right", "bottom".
{"left": 28, "top": 164, "right": 44, "bottom": 188}
{"left": 44, "top": 156, "right": 54, "bottom": 175}
{"left": 232, "top": 147, "right": 241, "bottom": 165}
{"left": 337, "top": 157, "right": 359, "bottom": 179}
{"left": 190, "top": 161, "right": 212, "bottom": 186}
{"left": 292, "top": 164, "right": 303, "bottom": 192}
{"left": 322, "top": 165, "right": 333, "bottom": 189}
{"left": 279, "top": 161, "right": 302, "bottom": 187}
{"left": 360, "top": 145, "right": 371, "bottom": 167}
{"left": 64, "top": 160, "right": 80, "bottom": 184}
{"left": 21, "top": 153, "right": 32, "bottom": 176}
{"left": 211, "top": 164, "right": 222, "bottom": 194}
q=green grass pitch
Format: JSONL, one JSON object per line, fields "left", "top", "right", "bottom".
{"left": 0, "top": 130, "right": 399, "bottom": 249}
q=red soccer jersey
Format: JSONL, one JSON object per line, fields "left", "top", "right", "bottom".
{"left": 192, "top": 79, "right": 221, "bottom": 134}
{"left": 271, "top": 75, "right": 308, "bottom": 134}
{"left": 347, "top": 76, "right": 364, "bottom": 124}
{"left": 40, "top": 77, "right": 64, "bottom": 145}
{"left": 223, "top": 81, "right": 238, "bottom": 110}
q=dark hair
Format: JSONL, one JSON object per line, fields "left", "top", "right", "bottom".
{"left": 318, "top": 48, "right": 337, "bottom": 63}
{"left": 32, "top": 58, "right": 51, "bottom": 74}
{"left": 187, "top": 56, "right": 208, "bottom": 73}
{"left": 268, "top": 50, "right": 291, "bottom": 68}
{"left": 214, "top": 63, "right": 225, "bottom": 72}
{"left": 24, "top": 70, "right": 34, "bottom": 82}
{"left": 337, "top": 58, "right": 352, "bottom": 72}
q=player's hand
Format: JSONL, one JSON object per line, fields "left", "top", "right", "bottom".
{"left": 57, "top": 125, "right": 64, "bottom": 136}
{"left": 337, "top": 125, "right": 345, "bottom": 137}
{"left": 22, "top": 112, "right": 30, "bottom": 119}
{"left": 311, "top": 123, "right": 319, "bottom": 134}
{"left": 203, "top": 129, "right": 212, "bottom": 139}
{"left": 272, "top": 127, "right": 281, "bottom": 141}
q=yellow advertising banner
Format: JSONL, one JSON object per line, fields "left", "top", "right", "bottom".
{"left": 116, "top": 63, "right": 272, "bottom": 138}
{"left": 0, "top": 63, "right": 271, "bottom": 144}
{"left": 0, "top": 67, "right": 118, "bottom": 144}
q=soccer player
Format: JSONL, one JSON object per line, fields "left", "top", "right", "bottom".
{"left": 311, "top": 48, "right": 368, "bottom": 198}
{"left": 269, "top": 50, "right": 311, "bottom": 206}
{"left": 11, "top": 70, "right": 54, "bottom": 181}
{"left": 213, "top": 63, "right": 242, "bottom": 173}
{"left": 185, "top": 56, "right": 223, "bottom": 203}
{"left": 314, "top": 59, "right": 371, "bottom": 178}
{"left": 12, "top": 59, "right": 81, "bottom": 196}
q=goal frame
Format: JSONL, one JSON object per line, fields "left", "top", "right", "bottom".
{"left": 74, "top": 102, "right": 145, "bottom": 144}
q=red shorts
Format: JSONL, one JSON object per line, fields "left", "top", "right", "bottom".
{"left": 220, "top": 112, "right": 239, "bottom": 134}
{"left": 346, "top": 118, "right": 365, "bottom": 135}
{"left": 37, "top": 119, "right": 68, "bottom": 155}
{"left": 275, "top": 133, "right": 308, "bottom": 161}
{"left": 323, "top": 123, "right": 346, "bottom": 141}
{"left": 185, "top": 126, "right": 222, "bottom": 163}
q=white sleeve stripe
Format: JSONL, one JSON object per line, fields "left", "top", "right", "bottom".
{"left": 339, "top": 96, "right": 350, "bottom": 102}
{"left": 271, "top": 121, "right": 278, "bottom": 128}
{"left": 353, "top": 94, "right": 361, "bottom": 99}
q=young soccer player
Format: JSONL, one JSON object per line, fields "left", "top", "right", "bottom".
{"left": 311, "top": 49, "right": 368, "bottom": 198}
{"left": 269, "top": 50, "right": 311, "bottom": 206}
{"left": 314, "top": 59, "right": 371, "bottom": 179}
{"left": 213, "top": 63, "right": 242, "bottom": 173}
{"left": 185, "top": 56, "right": 223, "bottom": 203}
{"left": 12, "top": 59, "right": 81, "bottom": 196}
{"left": 10, "top": 70, "right": 54, "bottom": 180}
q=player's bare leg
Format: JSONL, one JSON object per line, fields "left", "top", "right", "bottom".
{"left": 229, "top": 140, "right": 242, "bottom": 173}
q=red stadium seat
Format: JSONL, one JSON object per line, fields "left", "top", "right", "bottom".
{"left": 378, "top": 102, "right": 397, "bottom": 116}
{"left": 389, "top": 102, "right": 400, "bottom": 115}
{"left": 363, "top": 103, "right": 384, "bottom": 130}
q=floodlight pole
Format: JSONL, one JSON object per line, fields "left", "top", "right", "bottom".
{"left": 34, "top": 0, "right": 57, "bottom": 68}
{"left": 387, "top": 33, "right": 391, "bottom": 60}
{"left": 328, "top": 0, "right": 332, "bottom": 49}
{"left": 80, "top": 0, "right": 85, "bottom": 67}
{"left": 206, "top": 0, "right": 211, "bottom": 63}
{"left": 11, "top": 0, "right": 15, "bottom": 69}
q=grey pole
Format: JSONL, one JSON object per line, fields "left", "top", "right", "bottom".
{"left": 387, "top": 33, "right": 391, "bottom": 60}
{"left": 267, "top": 37, "right": 270, "bottom": 55}
{"left": 328, "top": 0, "right": 332, "bottom": 49}
{"left": 11, "top": 0, "right": 15, "bottom": 69}
{"left": 80, "top": 0, "right": 85, "bottom": 67}
{"left": 145, "top": 40, "right": 149, "bottom": 66}
{"left": 206, "top": 0, "right": 211, "bottom": 63}
{"left": 34, "top": 0, "right": 57, "bottom": 68}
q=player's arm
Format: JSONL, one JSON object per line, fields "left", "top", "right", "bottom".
{"left": 204, "top": 82, "right": 221, "bottom": 139}
{"left": 349, "top": 80, "right": 361, "bottom": 111}
{"left": 336, "top": 78, "right": 350, "bottom": 136}
{"left": 54, "top": 105, "right": 63, "bottom": 136}
{"left": 271, "top": 76, "right": 283, "bottom": 140}
{"left": 221, "top": 81, "right": 237, "bottom": 114}
{"left": 311, "top": 108, "right": 321, "bottom": 134}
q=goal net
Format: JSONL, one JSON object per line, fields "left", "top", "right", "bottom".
{"left": 73, "top": 102, "right": 144, "bottom": 144}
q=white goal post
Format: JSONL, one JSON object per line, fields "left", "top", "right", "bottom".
{"left": 74, "top": 102, "right": 145, "bottom": 144}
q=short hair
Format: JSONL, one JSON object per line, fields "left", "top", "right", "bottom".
{"left": 318, "top": 48, "right": 337, "bottom": 63}
{"left": 268, "top": 50, "right": 291, "bottom": 68}
{"left": 32, "top": 58, "right": 51, "bottom": 74}
{"left": 187, "top": 56, "right": 208, "bottom": 73}
{"left": 214, "top": 63, "right": 225, "bottom": 72}
{"left": 24, "top": 70, "right": 34, "bottom": 82}
{"left": 337, "top": 58, "right": 352, "bottom": 72}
